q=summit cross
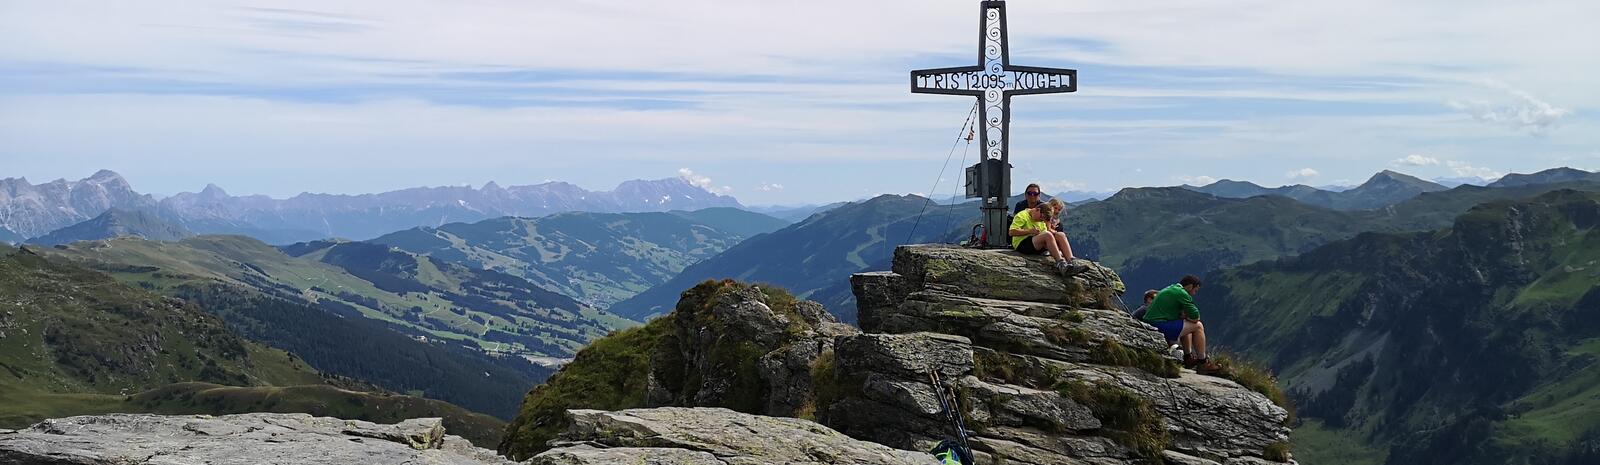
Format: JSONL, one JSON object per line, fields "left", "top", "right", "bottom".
{"left": 911, "top": 0, "right": 1076, "bottom": 248}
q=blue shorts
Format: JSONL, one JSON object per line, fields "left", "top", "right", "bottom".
{"left": 1150, "top": 320, "right": 1184, "bottom": 342}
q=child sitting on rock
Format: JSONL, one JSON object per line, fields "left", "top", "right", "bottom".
{"left": 1008, "top": 198, "right": 1086, "bottom": 276}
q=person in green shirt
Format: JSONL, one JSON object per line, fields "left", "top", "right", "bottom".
{"left": 1141, "top": 275, "right": 1222, "bottom": 374}
{"left": 1009, "top": 198, "right": 1087, "bottom": 276}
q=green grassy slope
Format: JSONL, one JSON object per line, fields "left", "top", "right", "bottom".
{"left": 0, "top": 247, "right": 320, "bottom": 397}
{"left": 368, "top": 210, "right": 756, "bottom": 310}
{"left": 1198, "top": 190, "right": 1600, "bottom": 465}
{"left": 0, "top": 247, "right": 515, "bottom": 446}
{"left": 608, "top": 195, "right": 973, "bottom": 322}
{"left": 1065, "top": 181, "right": 1600, "bottom": 296}
{"left": 44, "top": 235, "right": 622, "bottom": 356}
{"left": 667, "top": 207, "right": 790, "bottom": 238}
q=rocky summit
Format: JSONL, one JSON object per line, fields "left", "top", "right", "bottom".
{"left": 504, "top": 244, "right": 1294, "bottom": 464}
{"left": 834, "top": 245, "right": 1294, "bottom": 464}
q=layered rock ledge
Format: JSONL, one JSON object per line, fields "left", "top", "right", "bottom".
{"left": 833, "top": 245, "right": 1294, "bottom": 464}
{"left": 528, "top": 407, "right": 937, "bottom": 465}
{"left": 0, "top": 413, "right": 511, "bottom": 465}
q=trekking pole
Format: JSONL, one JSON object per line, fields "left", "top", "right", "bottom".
{"left": 930, "top": 370, "right": 971, "bottom": 451}
{"left": 928, "top": 370, "right": 954, "bottom": 428}
{"left": 942, "top": 377, "right": 971, "bottom": 450}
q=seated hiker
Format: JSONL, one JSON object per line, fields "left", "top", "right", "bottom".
{"left": 1009, "top": 198, "right": 1086, "bottom": 276}
{"left": 1134, "top": 288, "right": 1195, "bottom": 359}
{"left": 1131, "top": 289, "right": 1158, "bottom": 321}
{"left": 1013, "top": 183, "right": 1062, "bottom": 231}
{"left": 1141, "top": 275, "right": 1221, "bottom": 374}
{"left": 1014, "top": 183, "right": 1045, "bottom": 215}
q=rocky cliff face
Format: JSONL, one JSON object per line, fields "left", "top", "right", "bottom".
{"left": 506, "top": 245, "right": 1295, "bottom": 464}
{"left": 0, "top": 170, "right": 156, "bottom": 240}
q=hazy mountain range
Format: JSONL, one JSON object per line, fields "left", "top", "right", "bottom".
{"left": 1, "top": 170, "right": 744, "bottom": 244}
{"left": 1183, "top": 170, "right": 1450, "bottom": 210}
{"left": 368, "top": 208, "right": 789, "bottom": 308}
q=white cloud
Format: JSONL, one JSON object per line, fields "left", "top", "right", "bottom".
{"left": 1393, "top": 154, "right": 1441, "bottom": 166}
{"left": 677, "top": 168, "right": 732, "bottom": 195}
{"left": 1448, "top": 82, "right": 1573, "bottom": 135}
{"left": 1028, "top": 180, "right": 1089, "bottom": 193}
{"left": 1176, "top": 175, "right": 1218, "bottom": 186}
{"left": 1285, "top": 168, "right": 1318, "bottom": 180}
{"left": 1445, "top": 161, "right": 1504, "bottom": 181}
{"left": 758, "top": 183, "right": 784, "bottom": 192}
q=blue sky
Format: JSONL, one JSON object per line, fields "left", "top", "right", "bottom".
{"left": 2, "top": 0, "right": 1597, "bottom": 205}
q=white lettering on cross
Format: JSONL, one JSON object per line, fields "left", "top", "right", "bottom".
{"left": 910, "top": 2, "right": 1076, "bottom": 162}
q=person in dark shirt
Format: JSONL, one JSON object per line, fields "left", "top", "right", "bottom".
{"left": 1014, "top": 183, "right": 1045, "bottom": 215}
{"left": 1130, "top": 289, "right": 1158, "bottom": 321}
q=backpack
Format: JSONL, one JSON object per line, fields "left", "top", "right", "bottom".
{"left": 929, "top": 438, "right": 973, "bottom": 465}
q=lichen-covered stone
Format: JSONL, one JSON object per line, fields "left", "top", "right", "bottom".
{"left": 538, "top": 408, "right": 939, "bottom": 465}
{"left": 888, "top": 245, "right": 1125, "bottom": 309}
{"left": 0, "top": 413, "right": 509, "bottom": 465}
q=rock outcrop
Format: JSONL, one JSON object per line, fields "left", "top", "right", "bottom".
{"left": 827, "top": 245, "right": 1294, "bottom": 464}
{"left": 511, "top": 245, "right": 1294, "bottom": 464}
{"left": 0, "top": 413, "right": 511, "bottom": 465}
{"left": 528, "top": 408, "right": 937, "bottom": 464}
{"left": 499, "top": 280, "right": 863, "bottom": 460}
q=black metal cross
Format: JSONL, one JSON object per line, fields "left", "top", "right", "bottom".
{"left": 911, "top": 0, "right": 1076, "bottom": 248}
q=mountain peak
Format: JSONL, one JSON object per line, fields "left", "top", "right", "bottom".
{"left": 1361, "top": 170, "right": 1441, "bottom": 189}
{"left": 86, "top": 169, "right": 126, "bottom": 183}
{"left": 1488, "top": 167, "right": 1599, "bottom": 188}
{"left": 199, "top": 183, "right": 229, "bottom": 199}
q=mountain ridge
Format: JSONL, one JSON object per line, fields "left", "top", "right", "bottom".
{"left": 1198, "top": 189, "right": 1600, "bottom": 464}
{"left": 27, "top": 208, "right": 194, "bottom": 245}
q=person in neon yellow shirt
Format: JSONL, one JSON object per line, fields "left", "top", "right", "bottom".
{"left": 1009, "top": 198, "right": 1086, "bottom": 276}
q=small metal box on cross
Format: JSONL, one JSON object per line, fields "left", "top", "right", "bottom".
{"left": 911, "top": 0, "right": 1076, "bottom": 248}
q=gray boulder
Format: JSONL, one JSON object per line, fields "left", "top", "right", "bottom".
{"left": 886, "top": 245, "right": 1126, "bottom": 309}
{"left": 531, "top": 408, "right": 939, "bottom": 465}
{"left": 0, "top": 413, "right": 512, "bottom": 465}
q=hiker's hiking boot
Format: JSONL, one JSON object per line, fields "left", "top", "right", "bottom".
{"left": 1183, "top": 354, "right": 1202, "bottom": 369}
{"left": 1196, "top": 360, "right": 1225, "bottom": 376}
{"left": 1061, "top": 261, "right": 1090, "bottom": 277}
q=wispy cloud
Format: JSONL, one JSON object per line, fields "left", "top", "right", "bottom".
{"left": 1446, "top": 161, "right": 1504, "bottom": 181}
{"left": 1285, "top": 168, "right": 1318, "bottom": 180}
{"left": 1392, "top": 154, "right": 1441, "bottom": 166}
{"left": 1176, "top": 175, "right": 1218, "bottom": 186}
{"left": 677, "top": 168, "right": 731, "bottom": 195}
{"left": 1448, "top": 81, "right": 1573, "bottom": 135}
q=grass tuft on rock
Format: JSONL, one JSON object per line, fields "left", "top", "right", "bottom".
{"left": 1211, "top": 352, "right": 1295, "bottom": 424}
{"left": 806, "top": 350, "right": 863, "bottom": 423}
{"left": 1264, "top": 440, "right": 1293, "bottom": 462}
{"left": 1056, "top": 380, "right": 1170, "bottom": 460}
{"left": 1088, "top": 339, "right": 1181, "bottom": 378}
{"left": 497, "top": 317, "right": 673, "bottom": 460}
